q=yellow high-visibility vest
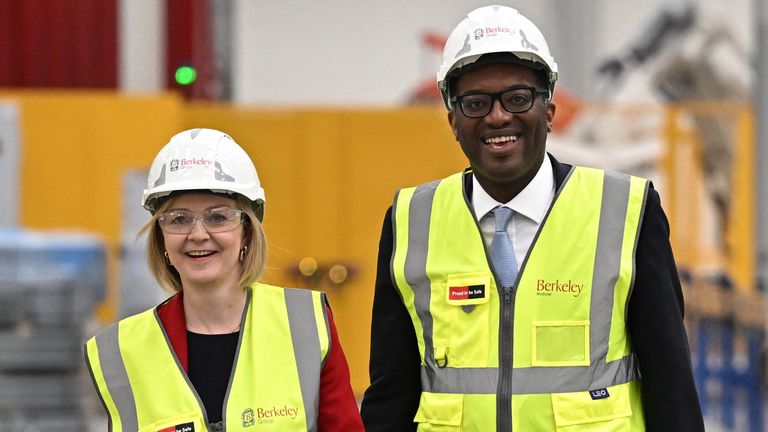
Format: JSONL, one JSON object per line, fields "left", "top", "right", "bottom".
{"left": 85, "top": 283, "right": 330, "bottom": 432}
{"left": 391, "top": 167, "right": 648, "bottom": 431}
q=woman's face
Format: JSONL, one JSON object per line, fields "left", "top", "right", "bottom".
{"left": 161, "top": 192, "right": 245, "bottom": 291}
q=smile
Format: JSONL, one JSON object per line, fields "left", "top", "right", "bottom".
{"left": 186, "top": 250, "right": 215, "bottom": 257}
{"left": 484, "top": 135, "right": 519, "bottom": 145}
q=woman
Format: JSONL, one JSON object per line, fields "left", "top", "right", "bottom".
{"left": 85, "top": 128, "right": 364, "bottom": 431}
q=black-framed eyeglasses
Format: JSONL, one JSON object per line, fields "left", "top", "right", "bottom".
{"left": 158, "top": 207, "right": 245, "bottom": 234}
{"left": 451, "top": 86, "right": 548, "bottom": 118}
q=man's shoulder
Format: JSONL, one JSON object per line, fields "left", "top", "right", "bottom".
{"left": 400, "top": 171, "right": 467, "bottom": 190}
{"left": 390, "top": 171, "right": 469, "bottom": 203}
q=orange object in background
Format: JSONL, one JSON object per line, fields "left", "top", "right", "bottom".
{"left": 551, "top": 87, "right": 583, "bottom": 133}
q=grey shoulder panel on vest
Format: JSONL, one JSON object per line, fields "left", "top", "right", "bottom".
{"left": 284, "top": 287, "right": 323, "bottom": 432}
{"left": 92, "top": 322, "right": 139, "bottom": 431}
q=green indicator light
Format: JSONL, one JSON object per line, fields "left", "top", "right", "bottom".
{"left": 175, "top": 66, "right": 197, "bottom": 85}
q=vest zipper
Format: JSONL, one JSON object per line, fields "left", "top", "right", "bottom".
{"left": 497, "top": 284, "right": 513, "bottom": 431}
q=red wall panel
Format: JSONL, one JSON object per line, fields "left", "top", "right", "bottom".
{"left": 0, "top": 0, "right": 23, "bottom": 85}
{"left": 0, "top": 0, "right": 117, "bottom": 88}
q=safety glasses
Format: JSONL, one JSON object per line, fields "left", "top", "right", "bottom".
{"left": 158, "top": 207, "right": 245, "bottom": 234}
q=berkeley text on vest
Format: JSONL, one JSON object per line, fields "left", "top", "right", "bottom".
{"left": 255, "top": 405, "right": 300, "bottom": 424}
{"left": 536, "top": 279, "right": 583, "bottom": 297}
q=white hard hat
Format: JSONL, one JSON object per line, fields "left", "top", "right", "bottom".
{"left": 142, "top": 128, "right": 266, "bottom": 221}
{"left": 437, "top": 5, "right": 559, "bottom": 110}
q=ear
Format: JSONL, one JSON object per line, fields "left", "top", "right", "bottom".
{"left": 447, "top": 110, "right": 458, "bottom": 140}
{"left": 546, "top": 101, "right": 557, "bottom": 133}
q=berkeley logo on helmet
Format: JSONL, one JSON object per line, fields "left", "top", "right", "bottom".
{"left": 168, "top": 157, "right": 214, "bottom": 173}
{"left": 482, "top": 26, "right": 513, "bottom": 36}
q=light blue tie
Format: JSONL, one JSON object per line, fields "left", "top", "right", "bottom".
{"left": 490, "top": 206, "right": 519, "bottom": 288}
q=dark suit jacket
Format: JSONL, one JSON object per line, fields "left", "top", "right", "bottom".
{"left": 361, "top": 154, "right": 704, "bottom": 431}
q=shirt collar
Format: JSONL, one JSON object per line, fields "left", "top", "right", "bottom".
{"left": 472, "top": 155, "right": 554, "bottom": 223}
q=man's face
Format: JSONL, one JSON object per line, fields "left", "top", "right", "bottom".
{"left": 448, "top": 62, "right": 556, "bottom": 202}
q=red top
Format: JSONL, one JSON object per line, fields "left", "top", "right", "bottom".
{"left": 156, "top": 293, "right": 364, "bottom": 431}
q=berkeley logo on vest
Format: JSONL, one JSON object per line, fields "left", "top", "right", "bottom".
{"left": 242, "top": 408, "right": 256, "bottom": 427}
{"left": 157, "top": 422, "right": 194, "bottom": 432}
{"left": 242, "top": 405, "right": 300, "bottom": 426}
{"left": 536, "top": 279, "right": 583, "bottom": 297}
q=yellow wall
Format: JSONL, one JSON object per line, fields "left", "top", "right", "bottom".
{"left": 4, "top": 91, "right": 467, "bottom": 395}
{"left": 2, "top": 91, "right": 184, "bottom": 238}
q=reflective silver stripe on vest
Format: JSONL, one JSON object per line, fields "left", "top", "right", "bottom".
{"left": 421, "top": 354, "right": 639, "bottom": 394}
{"left": 589, "top": 171, "right": 632, "bottom": 386}
{"left": 405, "top": 169, "right": 642, "bottom": 395}
{"left": 284, "top": 288, "right": 322, "bottom": 432}
{"left": 403, "top": 180, "right": 441, "bottom": 369}
{"left": 94, "top": 323, "right": 139, "bottom": 431}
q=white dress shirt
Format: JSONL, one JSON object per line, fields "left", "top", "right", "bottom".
{"left": 472, "top": 156, "right": 556, "bottom": 263}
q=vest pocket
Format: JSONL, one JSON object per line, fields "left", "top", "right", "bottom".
{"left": 532, "top": 320, "right": 590, "bottom": 366}
{"left": 139, "top": 412, "right": 204, "bottom": 432}
{"left": 551, "top": 383, "right": 632, "bottom": 431}
{"left": 414, "top": 392, "right": 463, "bottom": 431}
{"left": 442, "top": 273, "right": 492, "bottom": 366}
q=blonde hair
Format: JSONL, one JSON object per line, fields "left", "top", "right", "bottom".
{"left": 139, "top": 193, "right": 267, "bottom": 293}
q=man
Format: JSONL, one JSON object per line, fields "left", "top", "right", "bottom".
{"left": 361, "top": 5, "right": 703, "bottom": 431}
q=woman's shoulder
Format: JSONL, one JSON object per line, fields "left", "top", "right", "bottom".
{"left": 250, "top": 282, "right": 326, "bottom": 300}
